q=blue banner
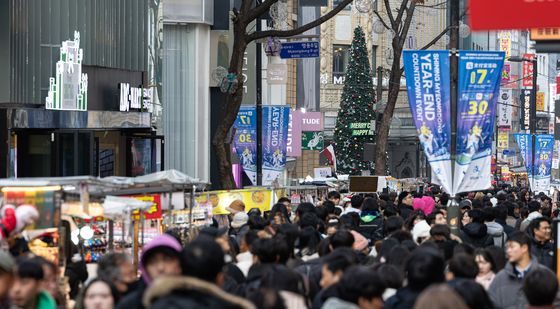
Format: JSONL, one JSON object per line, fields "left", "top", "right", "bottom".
{"left": 534, "top": 134, "right": 553, "bottom": 193}
{"left": 454, "top": 51, "right": 505, "bottom": 194}
{"left": 262, "top": 106, "right": 290, "bottom": 185}
{"left": 233, "top": 106, "right": 257, "bottom": 185}
{"left": 514, "top": 133, "right": 533, "bottom": 186}
{"left": 403, "top": 50, "right": 453, "bottom": 194}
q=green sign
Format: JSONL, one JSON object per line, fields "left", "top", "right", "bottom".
{"left": 349, "top": 122, "right": 374, "bottom": 136}
{"left": 302, "top": 132, "right": 324, "bottom": 150}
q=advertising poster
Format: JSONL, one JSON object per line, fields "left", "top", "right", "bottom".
{"left": 403, "top": 50, "right": 453, "bottom": 194}
{"left": 497, "top": 89, "right": 513, "bottom": 129}
{"left": 233, "top": 106, "right": 257, "bottom": 185}
{"left": 262, "top": 106, "right": 290, "bottom": 185}
{"left": 454, "top": 51, "right": 505, "bottom": 194}
{"left": 534, "top": 134, "right": 554, "bottom": 193}
{"left": 195, "top": 188, "right": 283, "bottom": 215}
{"left": 131, "top": 195, "right": 162, "bottom": 220}
{"left": 4, "top": 190, "right": 55, "bottom": 229}
{"left": 515, "top": 133, "right": 533, "bottom": 188}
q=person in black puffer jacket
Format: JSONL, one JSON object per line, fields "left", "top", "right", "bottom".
{"left": 460, "top": 209, "right": 493, "bottom": 248}
{"left": 358, "top": 198, "right": 384, "bottom": 244}
{"left": 143, "top": 237, "right": 254, "bottom": 309}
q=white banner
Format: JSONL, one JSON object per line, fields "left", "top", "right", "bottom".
{"left": 498, "top": 89, "right": 513, "bottom": 128}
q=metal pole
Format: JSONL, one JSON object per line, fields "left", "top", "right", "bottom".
{"left": 531, "top": 58, "right": 538, "bottom": 193}
{"left": 448, "top": 0, "right": 461, "bottom": 236}
{"left": 256, "top": 14, "right": 263, "bottom": 186}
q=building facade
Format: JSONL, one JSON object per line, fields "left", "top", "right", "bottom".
{"left": 0, "top": 0, "right": 161, "bottom": 178}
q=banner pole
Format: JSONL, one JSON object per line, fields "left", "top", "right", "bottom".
{"left": 448, "top": 0, "right": 460, "bottom": 237}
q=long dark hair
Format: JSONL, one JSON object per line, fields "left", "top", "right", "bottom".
{"left": 474, "top": 248, "right": 497, "bottom": 273}
{"left": 75, "top": 279, "right": 119, "bottom": 309}
{"left": 269, "top": 203, "right": 291, "bottom": 224}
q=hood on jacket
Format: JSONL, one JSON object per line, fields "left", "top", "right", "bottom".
{"left": 463, "top": 222, "right": 488, "bottom": 238}
{"left": 322, "top": 298, "right": 360, "bottom": 309}
{"left": 139, "top": 234, "right": 182, "bottom": 284}
{"left": 143, "top": 276, "right": 255, "bottom": 309}
{"left": 485, "top": 222, "right": 504, "bottom": 237}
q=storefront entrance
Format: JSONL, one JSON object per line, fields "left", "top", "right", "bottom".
{"left": 13, "top": 130, "right": 163, "bottom": 178}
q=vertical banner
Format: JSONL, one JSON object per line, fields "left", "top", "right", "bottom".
{"left": 454, "top": 51, "right": 505, "bottom": 194}
{"left": 534, "top": 134, "right": 554, "bottom": 193}
{"left": 515, "top": 133, "right": 533, "bottom": 188}
{"left": 287, "top": 110, "right": 302, "bottom": 157}
{"left": 501, "top": 63, "right": 511, "bottom": 84}
{"left": 498, "top": 31, "right": 511, "bottom": 59}
{"left": 523, "top": 54, "right": 536, "bottom": 88}
{"left": 497, "top": 89, "right": 513, "bottom": 129}
{"left": 262, "top": 106, "right": 290, "bottom": 185}
{"left": 233, "top": 106, "right": 257, "bottom": 185}
{"left": 533, "top": 134, "right": 554, "bottom": 192}
{"left": 403, "top": 51, "right": 453, "bottom": 194}
{"left": 556, "top": 98, "right": 560, "bottom": 141}
{"left": 537, "top": 92, "right": 546, "bottom": 111}
{"left": 521, "top": 90, "right": 532, "bottom": 132}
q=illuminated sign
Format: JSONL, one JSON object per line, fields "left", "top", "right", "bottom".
{"left": 119, "top": 83, "right": 154, "bottom": 113}
{"left": 46, "top": 31, "right": 88, "bottom": 111}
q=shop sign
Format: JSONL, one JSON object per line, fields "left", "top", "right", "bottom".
{"left": 522, "top": 90, "right": 532, "bottom": 131}
{"left": 302, "top": 131, "right": 324, "bottom": 150}
{"left": 349, "top": 122, "right": 374, "bottom": 136}
{"left": 46, "top": 31, "right": 88, "bottom": 111}
{"left": 267, "top": 64, "right": 288, "bottom": 85}
{"left": 523, "top": 54, "right": 535, "bottom": 88}
{"left": 530, "top": 28, "right": 560, "bottom": 41}
{"left": 119, "top": 83, "right": 154, "bottom": 113}
{"left": 537, "top": 92, "right": 546, "bottom": 111}
{"left": 499, "top": 31, "right": 512, "bottom": 59}
{"left": 300, "top": 112, "right": 324, "bottom": 131}
{"left": 313, "top": 167, "right": 332, "bottom": 179}
{"left": 498, "top": 131, "right": 509, "bottom": 149}
{"left": 131, "top": 195, "right": 162, "bottom": 220}
{"left": 498, "top": 89, "right": 513, "bottom": 129}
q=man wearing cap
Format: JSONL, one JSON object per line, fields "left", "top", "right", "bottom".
{"left": 0, "top": 251, "right": 14, "bottom": 308}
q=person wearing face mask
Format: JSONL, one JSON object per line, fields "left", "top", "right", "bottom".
{"left": 97, "top": 253, "right": 137, "bottom": 299}
{"left": 116, "top": 234, "right": 183, "bottom": 309}
{"left": 76, "top": 279, "right": 119, "bottom": 309}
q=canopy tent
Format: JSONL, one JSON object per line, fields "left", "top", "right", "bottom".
{"left": 102, "top": 196, "right": 154, "bottom": 219}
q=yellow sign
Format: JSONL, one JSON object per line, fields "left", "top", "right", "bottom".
{"left": 499, "top": 31, "right": 511, "bottom": 59}
{"left": 530, "top": 28, "right": 560, "bottom": 41}
{"left": 196, "top": 188, "right": 278, "bottom": 215}
{"left": 537, "top": 92, "right": 545, "bottom": 111}
{"left": 498, "top": 131, "right": 509, "bottom": 149}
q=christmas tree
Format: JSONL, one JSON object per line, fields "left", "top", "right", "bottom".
{"left": 333, "top": 26, "right": 376, "bottom": 175}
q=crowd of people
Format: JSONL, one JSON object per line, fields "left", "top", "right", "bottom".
{"left": 1, "top": 186, "right": 560, "bottom": 309}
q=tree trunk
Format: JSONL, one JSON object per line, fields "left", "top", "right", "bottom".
{"left": 212, "top": 24, "right": 248, "bottom": 189}
{"left": 375, "top": 43, "right": 404, "bottom": 175}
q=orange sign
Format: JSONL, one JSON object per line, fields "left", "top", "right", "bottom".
{"left": 530, "top": 28, "right": 560, "bottom": 41}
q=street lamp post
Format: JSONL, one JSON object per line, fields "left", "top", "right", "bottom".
{"left": 509, "top": 56, "right": 538, "bottom": 191}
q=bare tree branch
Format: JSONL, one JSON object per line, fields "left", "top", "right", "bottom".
{"left": 398, "top": 0, "right": 417, "bottom": 46}
{"left": 373, "top": 10, "right": 391, "bottom": 30}
{"left": 246, "top": 0, "right": 353, "bottom": 42}
{"left": 246, "top": 0, "right": 280, "bottom": 24}
{"left": 395, "top": 0, "right": 410, "bottom": 26}
{"left": 383, "top": 0, "right": 397, "bottom": 28}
